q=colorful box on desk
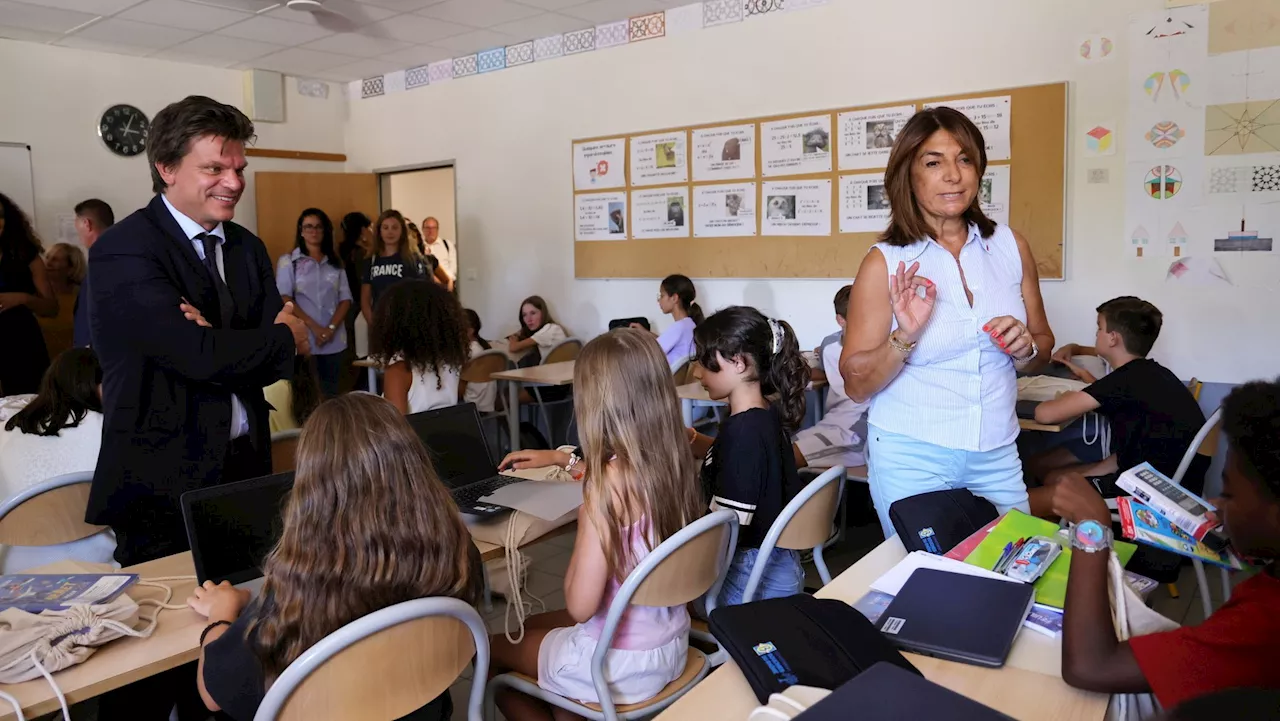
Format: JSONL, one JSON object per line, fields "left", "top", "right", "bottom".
{"left": 961, "top": 510, "right": 1135, "bottom": 608}
{"left": 1116, "top": 462, "right": 1217, "bottom": 542}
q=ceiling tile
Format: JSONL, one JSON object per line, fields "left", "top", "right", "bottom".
{"left": 359, "top": 13, "right": 468, "bottom": 43}
{"left": 559, "top": 0, "right": 665, "bottom": 24}
{"left": 70, "top": 16, "right": 199, "bottom": 47}
{"left": 302, "top": 31, "right": 408, "bottom": 57}
{"left": 249, "top": 45, "right": 354, "bottom": 73}
{"left": 118, "top": 0, "right": 250, "bottom": 31}
{"left": 55, "top": 34, "right": 153, "bottom": 54}
{"left": 263, "top": 0, "right": 393, "bottom": 28}
{"left": 416, "top": 0, "right": 539, "bottom": 28}
{"left": 323, "top": 56, "right": 397, "bottom": 78}
{"left": 489, "top": 11, "right": 588, "bottom": 38}
{"left": 219, "top": 14, "right": 333, "bottom": 42}
{"left": 516, "top": 0, "right": 587, "bottom": 10}
{"left": 188, "top": 0, "right": 279, "bottom": 12}
{"left": 0, "top": 0, "right": 98, "bottom": 33}
{"left": 0, "top": 23, "right": 64, "bottom": 42}
{"left": 377, "top": 42, "right": 449, "bottom": 67}
{"left": 147, "top": 47, "right": 237, "bottom": 65}
{"left": 160, "top": 32, "right": 281, "bottom": 61}
{"left": 427, "top": 27, "right": 512, "bottom": 53}
{"left": 15, "top": 0, "right": 141, "bottom": 17}
{"left": 354, "top": 0, "right": 434, "bottom": 13}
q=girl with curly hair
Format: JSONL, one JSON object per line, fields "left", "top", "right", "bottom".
{"left": 371, "top": 279, "right": 470, "bottom": 414}
{"left": 0, "top": 192, "right": 58, "bottom": 394}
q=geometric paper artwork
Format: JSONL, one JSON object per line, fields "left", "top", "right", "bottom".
{"left": 1204, "top": 100, "right": 1280, "bottom": 154}
{"left": 1146, "top": 121, "right": 1186, "bottom": 148}
{"left": 1209, "top": 0, "right": 1280, "bottom": 54}
{"left": 1144, "top": 165, "right": 1183, "bottom": 199}
{"left": 1167, "top": 221, "right": 1189, "bottom": 256}
{"left": 1210, "top": 166, "right": 1248, "bottom": 194}
{"left": 1254, "top": 164, "right": 1280, "bottom": 191}
{"left": 1086, "top": 125, "right": 1116, "bottom": 154}
{"left": 1132, "top": 224, "right": 1151, "bottom": 257}
{"left": 1144, "top": 70, "right": 1191, "bottom": 102}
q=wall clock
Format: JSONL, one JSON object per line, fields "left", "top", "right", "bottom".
{"left": 98, "top": 104, "right": 149, "bottom": 157}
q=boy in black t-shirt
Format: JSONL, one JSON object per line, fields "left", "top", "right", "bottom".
{"left": 1028, "top": 296, "right": 1206, "bottom": 516}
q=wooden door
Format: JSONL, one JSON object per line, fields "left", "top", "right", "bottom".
{"left": 254, "top": 172, "right": 379, "bottom": 263}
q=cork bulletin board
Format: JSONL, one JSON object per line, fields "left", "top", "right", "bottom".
{"left": 572, "top": 81, "right": 1067, "bottom": 280}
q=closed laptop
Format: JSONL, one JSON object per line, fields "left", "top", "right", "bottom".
{"left": 796, "top": 662, "right": 1014, "bottom": 720}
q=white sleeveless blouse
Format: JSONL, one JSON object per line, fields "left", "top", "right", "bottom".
{"left": 870, "top": 223, "right": 1026, "bottom": 452}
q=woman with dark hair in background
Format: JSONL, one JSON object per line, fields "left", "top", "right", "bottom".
{"left": 461, "top": 308, "right": 498, "bottom": 412}
{"left": 634, "top": 274, "right": 704, "bottom": 368}
{"left": 275, "top": 208, "right": 351, "bottom": 398}
{"left": 0, "top": 348, "right": 115, "bottom": 571}
{"left": 0, "top": 192, "right": 58, "bottom": 394}
{"left": 188, "top": 392, "right": 482, "bottom": 720}
{"left": 338, "top": 212, "right": 372, "bottom": 343}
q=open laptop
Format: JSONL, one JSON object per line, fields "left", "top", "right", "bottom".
{"left": 405, "top": 403, "right": 525, "bottom": 517}
{"left": 180, "top": 471, "right": 295, "bottom": 598}
{"left": 877, "top": 568, "right": 1035, "bottom": 668}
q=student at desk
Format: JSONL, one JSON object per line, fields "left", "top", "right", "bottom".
{"left": 187, "top": 393, "right": 483, "bottom": 720}
{"left": 795, "top": 284, "right": 869, "bottom": 469}
{"left": 1050, "top": 379, "right": 1280, "bottom": 710}
{"left": 371, "top": 279, "right": 469, "bottom": 414}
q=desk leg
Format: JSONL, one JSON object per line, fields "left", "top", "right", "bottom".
{"left": 682, "top": 397, "right": 693, "bottom": 427}
{"left": 508, "top": 380, "right": 521, "bottom": 451}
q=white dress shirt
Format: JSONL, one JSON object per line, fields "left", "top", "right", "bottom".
{"left": 161, "top": 194, "right": 250, "bottom": 440}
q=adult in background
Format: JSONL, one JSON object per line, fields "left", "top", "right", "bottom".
{"left": 422, "top": 215, "right": 457, "bottom": 289}
{"left": 841, "top": 107, "right": 1054, "bottom": 537}
{"left": 276, "top": 208, "right": 351, "bottom": 398}
{"left": 39, "top": 242, "right": 86, "bottom": 358}
{"left": 88, "top": 95, "right": 308, "bottom": 568}
{"left": 71, "top": 198, "right": 114, "bottom": 348}
{"left": 359, "top": 209, "right": 429, "bottom": 326}
{"left": 0, "top": 192, "right": 57, "bottom": 395}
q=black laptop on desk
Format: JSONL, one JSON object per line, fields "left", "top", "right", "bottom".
{"left": 180, "top": 471, "right": 295, "bottom": 597}
{"left": 405, "top": 403, "right": 525, "bottom": 518}
{"left": 797, "top": 662, "right": 1014, "bottom": 720}
{"left": 877, "top": 568, "right": 1035, "bottom": 668}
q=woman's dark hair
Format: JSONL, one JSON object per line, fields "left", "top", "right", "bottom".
{"left": 371, "top": 280, "right": 469, "bottom": 390}
{"left": 517, "top": 295, "right": 555, "bottom": 339}
{"left": 661, "top": 274, "right": 704, "bottom": 325}
{"left": 693, "top": 306, "right": 808, "bottom": 433}
{"left": 294, "top": 208, "right": 340, "bottom": 268}
{"left": 290, "top": 355, "right": 322, "bottom": 427}
{"left": 147, "top": 95, "right": 255, "bottom": 195}
{"left": 464, "top": 308, "right": 491, "bottom": 350}
{"left": 338, "top": 212, "right": 370, "bottom": 261}
{"left": 0, "top": 191, "right": 42, "bottom": 260}
{"left": 880, "top": 107, "right": 995, "bottom": 246}
{"left": 6, "top": 348, "right": 102, "bottom": 436}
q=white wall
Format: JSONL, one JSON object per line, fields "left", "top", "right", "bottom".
{"left": 0, "top": 39, "right": 347, "bottom": 244}
{"left": 386, "top": 166, "right": 458, "bottom": 250}
{"left": 344, "top": 0, "right": 1278, "bottom": 385}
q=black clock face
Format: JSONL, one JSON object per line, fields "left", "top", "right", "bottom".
{"left": 98, "top": 104, "right": 149, "bottom": 157}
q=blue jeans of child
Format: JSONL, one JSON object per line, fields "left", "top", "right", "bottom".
{"left": 715, "top": 547, "right": 804, "bottom": 608}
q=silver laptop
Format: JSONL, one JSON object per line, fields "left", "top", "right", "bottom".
{"left": 180, "top": 471, "right": 294, "bottom": 598}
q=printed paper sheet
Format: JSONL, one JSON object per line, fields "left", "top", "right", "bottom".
{"left": 631, "top": 187, "right": 691, "bottom": 239}
{"left": 761, "top": 115, "right": 832, "bottom": 176}
{"left": 761, "top": 180, "right": 831, "bottom": 236}
{"left": 838, "top": 105, "right": 915, "bottom": 171}
{"left": 573, "top": 139, "right": 626, "bottom": 190}
{"left": 575, "top": 192, "right": 628, "bottom": 241}
{"left": 981, "top": 165, "right": 1012, "bottom": 226}
{"left": 630, "top": 131, "right": 688, "bottom": 186}
{"left": 838, "top": 173, "right": 890, "bottom": 233}
{"left": 924, "top": 96, "right": 1012, "bottom": 161}
{"left": 693, "top": 183, "right": 756, "bottom": 237}
{"left": 692, "top": 124, "right": 755, "bottom": 181}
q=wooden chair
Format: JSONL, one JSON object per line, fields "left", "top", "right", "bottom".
{"left": 670, "top": 355, "right": 694, "bottom": 386}
{"left": 743, "top": 465, "right": 847, "bottom": 600}
{"left": 271, "top": 429, "right": 302, "bottom": 473}
{"left": 253, "top": 597, "right": 489, "bottom": 721}
{"left": 0, "top": 471, "right": 105, "bottom": 550}
{"left": 486, "top": 510, "right": 739, "bottom": 721}
{"left": 531, "top": 337, "right": 582, "bottom": 446}
{"left": 462, "top": 349, "right": 515, "bottom": 454}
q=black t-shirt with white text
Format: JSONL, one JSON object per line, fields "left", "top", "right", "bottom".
{"left": 362, "top": 254, "right": 428, "bottom": 309}
{"left": 700, "top": 406, "right": 804, "bottom": 549}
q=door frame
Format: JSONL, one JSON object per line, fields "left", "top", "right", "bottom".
{"left": 376, "top": 160, "right": 461, "bottom": 279}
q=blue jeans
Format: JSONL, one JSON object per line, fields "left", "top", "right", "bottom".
{"left": 715, "top": 547, "right": 804, "bottom": 608}
{"left": 867, "top": 424, "right": 1030, "bottom": 539}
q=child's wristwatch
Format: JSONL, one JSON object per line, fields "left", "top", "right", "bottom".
{"left": 1069, "top": 520, "right": 1113, "bottom": 553}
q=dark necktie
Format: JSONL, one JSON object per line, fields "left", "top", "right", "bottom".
{"left": 196, "top": 232, "right": 234, "bottom": 327}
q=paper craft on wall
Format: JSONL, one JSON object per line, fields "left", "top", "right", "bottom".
{"left": 1131, "top": 224, "right": 1151, "bottom": 257}
{"left": 1145, "top": 164, "right": 1184, "bottom": 199}
{"left": 1077, "top": 35, "right": 1116, "bottom": 64}
{"left": 1209, "top": 0, "right": 1280, "bottom": 54}
{"left": 631, "top": 187, "right": 690, "bottom": 239}
{"left": 838, "top": 172, "right": 890, "bottom": 234}
{"left": 1167, "top": 256, "right": 1231, "bottom": 286}
{"left": 1167, "top": 220, "right": 1189, "bottom": 256}
{"left": 924, "top": 96, "right": 1012, "bottom": 161}
{"left": 576, "top": 192, "right": 628, "bottom": 241}
{"left": 761, "top": 115, "right": 832, "bottom": 176}
{"left": 1204, "top": 101, "right": 1280, "bottom": 154}
{"left": 631, "top": 132, "right": 688, "bottom": 186}
{"left": 1085, "top": 123, "right": 1117, "bottom": 156}
{"left": 693, "top": 183, "right": 756, "bottom": 237}
{"left": 573, "top": 139, "right": 626, "bottom": 190}
{"left": 837, "top": 105, "right": 915, "bottom": 171}
{"left": 761, "top": 179, "right": 831, "bottom": 236}
{"left": 981, "top": 165, "right": 1012, "bottom": 226}
{"left": 692, "top": 124, "right": 755, "bottom": 182}
{"left": 1214, "top": 217, "right": 1274, "bottom": 252}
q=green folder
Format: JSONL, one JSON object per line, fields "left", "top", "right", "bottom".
{"left": 962, "top": 510, "right": 1136, "bottom": 609}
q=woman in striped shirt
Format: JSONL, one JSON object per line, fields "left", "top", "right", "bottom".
{"left": 840, "top": 107, "right": 1055, "bottom": 537}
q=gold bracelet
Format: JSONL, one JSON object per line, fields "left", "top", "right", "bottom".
{"left": 888, "top": 332, "right": 917, "bottom": 355}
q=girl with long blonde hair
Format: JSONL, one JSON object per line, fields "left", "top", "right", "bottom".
{"left": 187, "top": 392, "right": 482, "bottom": 721}
{"left": 492, "top": 328, "right": 704, "bottom": 720}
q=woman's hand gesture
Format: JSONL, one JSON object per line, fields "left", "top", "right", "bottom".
{"left": 889, "top": 261, "right": 936, "bottom": 343}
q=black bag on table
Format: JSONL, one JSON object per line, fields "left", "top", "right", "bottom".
{"left": 707, "top": 594, "right": 919, "bottom": 704}
{"left": 889, "top": 489, "right": 997, "bottom": 555}
{"left": 608, "top": 317, "right": 650, "bottom": 331}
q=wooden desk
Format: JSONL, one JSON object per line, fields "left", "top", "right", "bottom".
{"left": 352, "top": 357, "right": 379, "bottom": 390}
{"left": 657, "top": 536, "right": 1108, "bottom": 721}
{"left": 1020, "top": 418, "right": 1065, "bottom": 432}
{"left": 491, "top": 361, "right": 576, "bottom": 451}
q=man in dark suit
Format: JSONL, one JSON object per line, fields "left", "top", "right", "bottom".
{"left": 71, "top": 198, "right": 113, "bottom": 348}
{"left": 88, "top": 96, "right": 309, "bottom": 567}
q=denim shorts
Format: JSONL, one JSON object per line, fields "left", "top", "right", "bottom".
{"left": 866, "top": 424, "right": 1030, "bottom": 539}
{"left": 715, "top": 547, "right": 804, "bottom": 608}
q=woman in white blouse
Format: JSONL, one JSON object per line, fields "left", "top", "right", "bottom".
{"left": 0, "top": 348, "right": 115, "bottom": 571}
{"left": 370, "top": 279, "right": 468, "bottom": 414}
{"left": 841, "top": 107, "right": 1055, "bottom": 537}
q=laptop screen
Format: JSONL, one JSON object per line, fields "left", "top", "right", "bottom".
{"left": 182, "top": 472, "right": 294, "bottom": 585}
{"left": 405, "top": 403, "right": 497, "bottom": 490}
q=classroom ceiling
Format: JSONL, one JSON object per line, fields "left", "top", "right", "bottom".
{"left": 0, "top": 0, "right": 687, "bottom": 82}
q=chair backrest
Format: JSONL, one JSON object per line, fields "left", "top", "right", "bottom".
{"left": 670, "top": 355, "right": 694, "bottom": 385}
{"left": 1173, "top": 407, "right": 1223, "bottom": 486}
{"left": 353, "top": 314, "right": 369, "bottom": 357}
{"left": 1187, "top": 377, "right": 1203, "bottom": 402}
{"left": 271, "top": 429, "right": 302, "bottom": 474}
{"left": 461, "top": 349, "right": 509, "bottom": 383}
{"left": 543, "top": 338, "right": 582, "bottom": 365}
{"left": 741, "top": 466, "right": 845, "bottom": 603}
{"left": 254, "top": 597, "right": 489, "bottom": 721}
{"left": 0, "top": 471, "right": 106, "bottom": 546}
{"left": 586, "top": 510, "right": 737, "bottom": 719}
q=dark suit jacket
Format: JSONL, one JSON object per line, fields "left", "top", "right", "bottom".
{"left": 86, "top": 195, "right": 294, "bottom": 530}
{"left": 72, "top": 274, "right": 91, "bottom": 348}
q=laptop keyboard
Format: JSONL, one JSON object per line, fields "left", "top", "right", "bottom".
{"left": 453, "top": 475, "right": 524, "bottom": 507}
